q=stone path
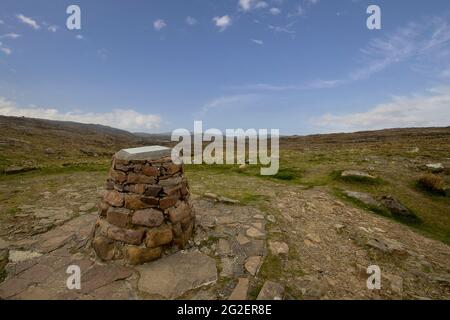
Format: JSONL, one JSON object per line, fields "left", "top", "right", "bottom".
{"left": 0, "top": 194, "right": 271, "bottom": 300}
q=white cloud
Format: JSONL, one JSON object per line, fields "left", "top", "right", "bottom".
{"left": 251, "top": 39, "right": 264, "bottom": 45}
{"left": 0, "top": 33, "right": 21, "bottom": 39}
{"left": 0, "top": 97, "right": 162, "bottom": 131}
{"left": 48, "top": 25, "right": 58, "bottom": 32}
{"left": 0, "top": 47, "right": 12, "bottom": 55}
{"left": 287, "top": 6, "right": 304, "bottom": 18}
{"left": 240, "top": 15, "right": 450, "bottom": 93}
{"left": 255, "top": 1, "right": 268, "bottom": 9}
{"left": 311, "top": 87, "right": 450, "bottom": 133}
{"left": 228, "top": 78, "right": 344, "bottom": 91}
{"left": 16, "top": 14, "right": 40, "bottom": 30}
{"left": 239, "top": 0, "right": 268, "bottom": 12}
{"left": 351, "top": 17, "right": 450, "bottom": 81}
{"left": 202, "top": 94, "right": 259, "bottom": 113}
{"left": 268, "top": 24, "right": 295, "bottom": 35}
{"left": 97, "top": 48, "right": 108, "bottom": 60}
{"left": 75, "top": 34, "right": 84, "bottom": 40}
{"left": 186, "top": 16, "right": 197, "bottom": 26}
{"left": 0, "top": 20, "right": 4, "bottom": 24}
{"left": 153, "top": 19, "right": 167, "bottom": 31}
{"left": 269, "top": 8, "right": 281, "bottom": 15}
{"left": 213, "top": 15, "right": 232, "bottom": 31}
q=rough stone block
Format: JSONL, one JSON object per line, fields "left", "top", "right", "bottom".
{"left": 132, "top": 208, "right": 164, "bottom": 227}
{"left": 106, "top": 179, "right": 114, "bottom": 190}
{"left": 109, "top": 168, "right": 127, "bottom": 184}
{"left": 96, "top": 218, "right": 110, "bottom": 237}
{"left": 93, "top": 236, "right": 120, "bottom": 261}
{"left": 125, "top": 246, "right": 162, "bottom": 265}
{"left": 168, "top": 202, "right": 191, "bottom": 223}
{"left": 160, "top": 197, "right": 178, "bottom": 210}
{"left": 163, "top": 186, "right": 181, "bottom": 198}
{"left": 104, "top": 190, "right": 124, "bottom": 207}
{"left": 124, "top": 194, "right": 154, "bottom": 210}
{"left": 141, "top": 196, "right": 159, "bottom": 206}
{"left": 144, "top": 185, "right": 162, "bottom": 197}
{"left": 126, "top": 184, "right": 146, "bottom": 194}
{"left": 145, "top": 225, "right": 173, "bottom": 248}
{"left": 127, "top": 172, "right": 156, "bottom": 185}
{"left": 142, "top": 165, "right": 159, "bottom": 177}
{"left": 107, "top": 225, "right": 144, "bottom": 245}
{"left": 107, "top": 207, "right": 131, "bottom": 228}
{"left": 159, "top": 176, "right": 182, "bottom": 187}
{"left": 164, "top": 163, "right": 182, "bottom": 175}
{"left": 97, "top": 200, "right": 109, "bottom": 217}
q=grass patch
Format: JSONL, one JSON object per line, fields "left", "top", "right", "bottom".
{"left": 416, "top": 174, "right": 447, "bottom": 196}
{"left": 272, "top": 168, "right": 300, "bottom": 181}
{"left": 0, "top": 162, "right": 109, "bottom": 182}
{"left": 238, "top": 193, "right": 268, "bottom": 206}
{"left": 248, "top": 279, "right": 264, "bottom": 300}
{"left": 259, "top": 254, "right": 283, "bottom": 280}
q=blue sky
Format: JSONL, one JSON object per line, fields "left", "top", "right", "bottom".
{"left": 0, "top": 0, "right": 450, "bottom": 134}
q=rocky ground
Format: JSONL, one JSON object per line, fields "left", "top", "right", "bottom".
{"left": 0, "top": 171, "right": 449, "bottom": 300}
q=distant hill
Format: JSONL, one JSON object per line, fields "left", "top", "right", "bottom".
{"left": 1, "top": 115, "right": 449, "bottom": 172}
{"left": 0, "top": 115, "right": 171, "bottom": 171}
{"left": 133, "top": 132, "right": 173, "bottom": 143}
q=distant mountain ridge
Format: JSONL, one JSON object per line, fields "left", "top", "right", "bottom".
{"left": 1, "top": 115, "right": 449, "bottom": 172}
{"left": 0, "top": 115, "right": 171, "bottom": 171}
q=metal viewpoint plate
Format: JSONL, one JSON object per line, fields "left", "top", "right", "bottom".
{"left": 115, "top": 145, "right": 172, "bottom": 161}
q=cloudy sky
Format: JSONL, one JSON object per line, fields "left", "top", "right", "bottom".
{"left": 0, "top": 0, "right": 449, "bottom": 134}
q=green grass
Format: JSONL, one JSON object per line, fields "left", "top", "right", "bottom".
{"left": 259, "top": 254, "right": 284, "bottom": 280}
{"left": 0, "top": 162, "right": 109, "bottom": 182}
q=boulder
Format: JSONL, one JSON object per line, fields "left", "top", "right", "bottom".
{"left": 92, "top": 236, "right": 120, "bottom": 261}
{"left": 145, "top": 225, "right": 173, "bottom": 248}
{"left": 379, "top": 196, "right": 416, "bottom": 219}
{"left": 343, "top": 190, "right": 381, "bottom": 208}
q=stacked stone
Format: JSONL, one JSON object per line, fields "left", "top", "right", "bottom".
{"left": 92, "top": 146, "right": 195, "bottom": 265}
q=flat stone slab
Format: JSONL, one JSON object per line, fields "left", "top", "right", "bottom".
{"left": 343, "top": 190, "right": 381, "bottom": 208}
{"left": 114, "top": 145, "right": 172, "bottom": 161}
{"left": 257, "top": 281, "right": 285, "bottom": 300}
{"left": 269, "top": 241, "right": 289, "bottom": 255}
{"left": 8, "top": 250, "right": 42, "bottom": 263}
{"left": 229, "top": 278, "right": 249, "bottom": 300}
{"left": 244, "top": 256, "right": 262, "bottom": 276}
{"left": 137, "top": 251, "right": 217, "bottom": 299}
{"left": 341, "top": 170, "right": 376, "bottom": 180}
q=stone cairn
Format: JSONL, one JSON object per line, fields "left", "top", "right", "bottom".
{"left": 92, "top": 146, "right": 195, "bottom": 265}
